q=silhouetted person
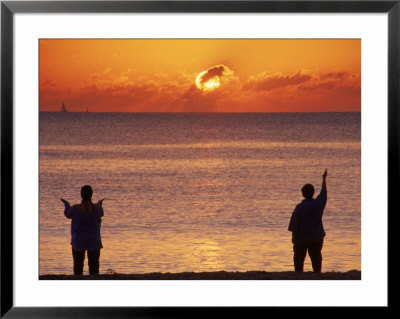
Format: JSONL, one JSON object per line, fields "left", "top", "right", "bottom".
{"left": 61, "top": 185, "right": 105, "bottom": 275}
{"left": 288, "top": 169, "right": 328, "bottom": 272}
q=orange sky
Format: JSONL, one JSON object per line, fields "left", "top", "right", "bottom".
{"left": 39, "top": 39, "right": 361, "bottom": 112}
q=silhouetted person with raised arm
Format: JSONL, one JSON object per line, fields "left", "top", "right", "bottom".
{"left": 61, "top": 185, "right": 105, "bottom": 275}
{"left": 288, "top": 169, "right": 328, "bottom": 272}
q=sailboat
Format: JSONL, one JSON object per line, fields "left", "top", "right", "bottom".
{"left": 61, "top": 102, "right": 68, "bottom": 112}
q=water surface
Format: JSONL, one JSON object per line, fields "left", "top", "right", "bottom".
{"left": 39, "top": 113, "right": 361, "bottom": 275}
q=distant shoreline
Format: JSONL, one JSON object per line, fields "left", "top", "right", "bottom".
{"left": 39, "top": 270, "right": 361, "bottom": 280}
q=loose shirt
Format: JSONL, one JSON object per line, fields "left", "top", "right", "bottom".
{"left": 288, "top": 188, "right": 327, "bottom": 246}
{"left": 64, "top": 200, "right": 104, "bottom": 251}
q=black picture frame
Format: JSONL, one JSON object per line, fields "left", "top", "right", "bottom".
{"left": 1, "top": 0, "right": 395, "bottom": 317}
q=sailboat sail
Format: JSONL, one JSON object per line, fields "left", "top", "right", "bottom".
{"left": 61, "top": 102, "right": 68, "bottom": 112}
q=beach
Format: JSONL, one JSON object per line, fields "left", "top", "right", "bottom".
{"left": 39, "top": 270, "right": 361, "bottom": 280}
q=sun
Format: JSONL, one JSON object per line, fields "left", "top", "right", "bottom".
{"left": 195, "top": 71, "right": 221, "bottom": 92}
{"left": 203, "top": 76, "right": 221, "bottom": 91}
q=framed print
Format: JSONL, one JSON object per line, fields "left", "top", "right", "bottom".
{"left": 1, "top": 0, "right": 396, "bottom": 317}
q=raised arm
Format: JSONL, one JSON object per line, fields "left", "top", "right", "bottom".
{"left": 322, "top": 169, "right": 327, "bottom": 191}
{"left": 316, "top": 170, "right": 328, "bottom": 212}
{"left": 61, "top": 198, "right": 72, "bottom": 218}
{"left": 97, "top": 198, "right": 105, "bottom": 217}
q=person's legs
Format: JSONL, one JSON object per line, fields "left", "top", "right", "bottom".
{"left": 87, "top": 250, "right": 101, "bottom": 275}
{"left": 72, "top": 249, "right": 85, "bottom": 275}
{"left": 293, "top": 244, "right": 307, "bottom": 272}
{"left": 308, "top": 239, "right": 324, "bottom": 272}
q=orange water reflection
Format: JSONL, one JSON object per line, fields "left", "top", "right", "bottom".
{"left": 40, "top": 226, "right": 360, "bottom": 275}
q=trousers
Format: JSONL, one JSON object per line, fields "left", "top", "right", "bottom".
{"left": 293, "top": 239, "right": 324, "bottom": 272}
{"left": 72, "top": 248, "right": 101, "bottom": 275}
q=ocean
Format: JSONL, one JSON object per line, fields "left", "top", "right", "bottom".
{"left": 39, "top": 112, "right": 361, "bottom": 275}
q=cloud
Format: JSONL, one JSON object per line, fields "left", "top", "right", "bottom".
{"left": 40, "top": 68, "right": 360, "bottom": 112}
{"left": 244, "top": 70, "right": 313, "bottom": 91}
{"left": 40, "top": 70, "right": 195, "bottom": 112}
{"left": 298, "top": 80, "right": 336, "bottom": 91}
{"left": 298, "top": 71, "right": 360, "bottom": 94}
{"left": 321, "top": 71, "right": 349, "bottom": 80}
{"left": 200, "top": 65, "right": 224, "bottom": 83}
{"left": 40, "top": 79, "right": 58, "bottom": 89}
{"left": 179, "top": 85, "right": 225, "bottom": 112}
{"left": 195, "top": 64, "right": 234, "bottom": 91}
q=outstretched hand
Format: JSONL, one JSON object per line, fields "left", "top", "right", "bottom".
{"left": 60, "top": 198, "right": 70, "bottom": 206}
{"left": 323, "top": 169, "right": 328, "bottom": 179}
{"left": 97, "top": 198, "right": 106, "bottom": 206}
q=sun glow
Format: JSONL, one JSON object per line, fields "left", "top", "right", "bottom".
{"left": 196, "top": 71, "right": 221, "bottom": 92}
{"left": 203, "top": 76, "right": 221, "bottom": 91}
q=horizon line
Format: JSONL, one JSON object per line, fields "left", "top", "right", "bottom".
{"left": 39, "top": 111, "right": 362, "bottom": 113}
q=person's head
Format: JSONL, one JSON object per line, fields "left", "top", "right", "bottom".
{"left": 81, "top": 185, "right": 93, "bottom": 201}
{"left": 301, "top": 183, "right": 314, "bottom": 199}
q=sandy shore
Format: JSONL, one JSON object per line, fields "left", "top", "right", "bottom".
{"left": 39, "top": 270, "right": 360, "bottom": 280}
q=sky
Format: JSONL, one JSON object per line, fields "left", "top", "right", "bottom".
{"left": 39, "top": 39, "right": 361, "bottom": 112}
